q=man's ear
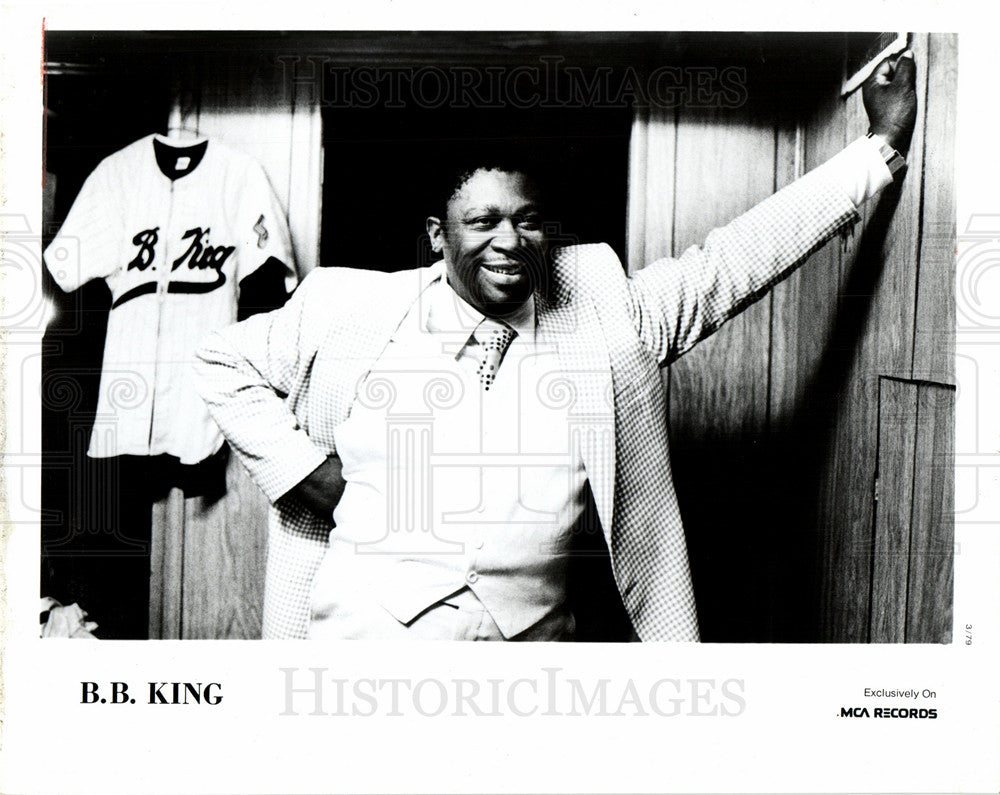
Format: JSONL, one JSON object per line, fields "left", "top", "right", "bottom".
{"left": 426, "top": 216, "right": 445, "bottom": 254}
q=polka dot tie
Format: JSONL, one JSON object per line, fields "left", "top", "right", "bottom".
{"left": 474, "top": 319, "right": 517, "bottom": 391}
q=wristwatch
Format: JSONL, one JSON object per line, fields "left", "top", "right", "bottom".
{"left": 867, "top": 131, "right": 907, "bottom": 178}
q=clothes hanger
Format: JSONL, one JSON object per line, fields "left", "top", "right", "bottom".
{"left": 161, "top": 123, "right": 202, "bottom": 143}
{"left": 156, "top": 96, "right": 207, "bottom": 146}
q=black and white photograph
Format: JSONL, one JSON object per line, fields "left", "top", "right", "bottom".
{"left": 38, "top": 29, "right": 954, "bottom": 644}
{"left": 2, "top": 4, "right": 998, "bottom": 794}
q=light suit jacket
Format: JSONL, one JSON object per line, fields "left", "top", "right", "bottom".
{"left": 195, "top": 163, "right": 859, "bottom": 641}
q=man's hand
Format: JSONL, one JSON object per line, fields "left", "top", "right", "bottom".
{"left": 863, "top": 50, "right": 918, "bottom": 157}
{"left": 289, "top": 455, "right": 345, "bottom": 521}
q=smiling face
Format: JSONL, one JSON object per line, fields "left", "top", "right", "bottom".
{"left": 426, "top": 168, "right": 548, "bottom": 317}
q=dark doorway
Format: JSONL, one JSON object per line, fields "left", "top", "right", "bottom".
{"left": 320, "top": 75, "right": 632, "bottom": 272}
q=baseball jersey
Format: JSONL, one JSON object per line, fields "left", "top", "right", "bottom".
{"left": 44, "top": 133, "right": 297, "bottom": 464}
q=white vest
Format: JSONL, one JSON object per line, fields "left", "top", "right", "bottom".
{"left": 313, "top": 280, "right": 587, "bottom": 638}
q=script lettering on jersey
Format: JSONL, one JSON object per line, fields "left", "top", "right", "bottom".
{"left": 115, "top": 226, "right": 233, "bottom": 309}
{"left": 171, "top": 227, "right": 235, "bottom": 275}
{"left": 127, "top": 227, "right": 159, "bottom": 271}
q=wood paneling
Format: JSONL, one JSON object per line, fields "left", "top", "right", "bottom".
{"left": 287, "top": 86, "right": 324, "bottom": 275}
{"left": 905, "top": 380, "right": 955, "bottom": 643}
{"left": 871, "top": 377, "right": 956, "bottom": 643}
{"left": 628, "top": 33, "right": 956, "bottom": 643}
{"left": 817, "top": 80, "right": 893, "bottom": 643}
{"left": 812, "top": 34, "right": 949, "bottom": 643}
{"left": 912, "top": 33, "right": 958, "bottom": 385}
{"left": 150, "top": 52, "right": 322, "bottom": 638}
{"left": 665, "top": 100, "right": 780, "bottom": 641}
{"left": 150, "top": 453, "right": 268, "bottom": 639}
{"left": 626, "top": 106, "right": 676, "bottom": 272}
{"left": 667, "top": 100, "right": 777, "bottom": 445}
{"left": 871, "top": 377, "right": 920, "bottom": 643}
{"left": 149, "top": 486, "right": 185, "bottom": 639}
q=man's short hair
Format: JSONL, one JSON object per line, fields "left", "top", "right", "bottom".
{"left": 430, "top": 141, "right": 550, "bottom": 219}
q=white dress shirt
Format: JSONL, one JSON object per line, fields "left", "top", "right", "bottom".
{"left": 310, "top": 273, "right": 589, "bottom": 638}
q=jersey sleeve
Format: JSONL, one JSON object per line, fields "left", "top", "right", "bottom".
{"left": 234, "top": 162, "right": 298, "bottom": 292}
{"left": 43, "top": 163, "right": 124, "bottom": 292}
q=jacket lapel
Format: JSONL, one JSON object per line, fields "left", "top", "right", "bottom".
{"left": 316, "top": 265, "right": 441, "bottom": 434}
{"left": 536, "top": 253, "right": 616, "bottom": 540}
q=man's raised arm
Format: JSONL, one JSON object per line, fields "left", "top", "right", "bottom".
{"left": 627, "top": 52, "right": 918, "bottom": 366}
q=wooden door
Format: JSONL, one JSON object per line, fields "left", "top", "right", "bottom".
{"left": 628, "top": 33, "right": 957, "bottom": 642}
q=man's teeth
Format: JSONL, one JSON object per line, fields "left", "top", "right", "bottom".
{"left": 483, "top": 264, "right": 521, "bottom": 274}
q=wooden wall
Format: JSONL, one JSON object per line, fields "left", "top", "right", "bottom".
{"left": 628, "top": 33, "right": 956, "bottom": 642}
{"left": 149, "top": 54, "right": 322, "bottom": 639}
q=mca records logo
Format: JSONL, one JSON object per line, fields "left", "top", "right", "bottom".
{"left": 839, "top": 706, "right": 938, "bottom": 719}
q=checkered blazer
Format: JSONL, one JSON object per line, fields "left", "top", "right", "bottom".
{"left": 195, "top": 163, "right": 859, "bottom": 641}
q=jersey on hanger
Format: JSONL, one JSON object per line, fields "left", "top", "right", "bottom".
{"left": 44, "top": 133, "right": 298, "bottom": 464}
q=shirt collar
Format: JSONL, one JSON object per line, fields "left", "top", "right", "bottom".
{"left": 424, "top": 263, "right": 536, "bottom": 342}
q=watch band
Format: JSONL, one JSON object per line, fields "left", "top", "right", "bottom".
{"left": 867, "top": 131, "right": 907, "bottom": 178}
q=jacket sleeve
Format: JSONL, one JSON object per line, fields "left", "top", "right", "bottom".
{"left": 627, "top": 156, "right": 863, "bottom": 366}
{"left": 194, "top": 268, "right": 334, "bottom": 503}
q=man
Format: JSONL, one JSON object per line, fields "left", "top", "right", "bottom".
{"left": 194, "top": 53, "right": 917, "bottom": 641}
